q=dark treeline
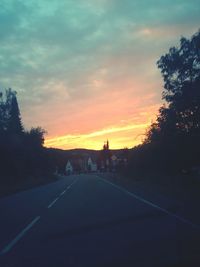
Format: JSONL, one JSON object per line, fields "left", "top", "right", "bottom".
{"left": 128, "top": 30, "right": 200, "bottom": 174}
{"left": 0, "top": 89, "right": 51, "bottom": 186}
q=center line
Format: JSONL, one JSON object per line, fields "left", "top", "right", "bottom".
{"left": 48, "top": 178, "right": 79, "bottom": 209}
{"left": 48, "top": 197, "right": 59, "bottom": 209}
{"left": 60, "top": 190, "right": 66, "bottom": 196}
{"left": 0, "top": 216, "right": 40, "bottom": 255}
{"left": 66, "top": 178, "right": 79, "bottom": 190}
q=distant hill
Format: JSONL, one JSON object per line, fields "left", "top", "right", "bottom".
{"left": 47, "top": 147, "right": 128, "bottom": 157}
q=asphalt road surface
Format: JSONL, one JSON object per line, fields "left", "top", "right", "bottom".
{"left": 0, "top": 174, "right": 200, "bottom": 267}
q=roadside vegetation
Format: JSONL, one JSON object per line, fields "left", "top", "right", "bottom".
{"left": 127, "top": 29, "right": 200, "bottom": 175}
{"left": 0, "top": 89, "right": 56, "bottom": 197}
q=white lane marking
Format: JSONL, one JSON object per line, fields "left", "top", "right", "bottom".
{"left": 67, "top": 178, "right": 79, "bottom": 189}
{"left": 66, "top": 178, "right": 79, "bottom": 191}
{"left": 48, "top": 178, "right": 79, "bottom": 208}
{"left": 97, "top": 176, "right": 200, "bottom": 230}
{"left": 47, "top": 197, "right": 59, "bottom": 209}
{"left": 0, "top": 216, "right": 40, "bottom": 255}
{"left": 60, "top": 190, "right": 66, "bottom": 196}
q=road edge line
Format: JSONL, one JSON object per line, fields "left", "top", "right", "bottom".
{"left": 97, "top": 175, "right": 200, "bottom": 230}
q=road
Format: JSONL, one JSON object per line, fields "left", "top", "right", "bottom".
{"left": 0, "top": 174, "right": 200, "bottom": 267}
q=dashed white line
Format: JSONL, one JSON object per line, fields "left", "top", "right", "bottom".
{"left": 0, "top": 216, "right": 40, "bottom": 255}
{"left": 67, "top": 178, "right": 78, "bottom": 189}
{"left": 0, "top": 178, "right": 79, "bottom": 256}
{"left": 65, "top": 178, "right": 79, "bottom": 190}
{"left": 47, "top": 197, "right": 59, "bottom": 209}
{"left": 97, "top": 176, "right": 200, "bottom": 230}
{"left": 60, "top": 190, "right": 66, "bottom": 196}
{"left": 48, "top": 178, "right": 79, "bottom": 209}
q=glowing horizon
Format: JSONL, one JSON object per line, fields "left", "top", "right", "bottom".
{"left": 44, "top": 103, "right": 160, "bottom": 150}
{"left": 44, "top": 122, "right": 151, "bottom": 150}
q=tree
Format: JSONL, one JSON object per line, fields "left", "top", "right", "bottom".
{"left": 27, "top": 127, "right": 46, "bottom": 147}
{"left": 157, "top": 31, "right": 200, "bottom": 103}
{"left": 6, "top": 89, "right": 24, "bottom": 135}
{"left": 0, "top": 88, "right": 50, "bottom": 184}
{"left": 0, "top": 92, "right": 5, "bottom": 135}
{"left": 143, "top": 30, "right": 200, "bottom": 171}
{"left": 146, "top": 30, "right": 200, "bottom": 142}
{"left": 157, "top": 30, "right": 200, "bottom": 135}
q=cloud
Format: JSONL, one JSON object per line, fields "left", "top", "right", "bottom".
{"left": 44, "top": 102, "right": 160, "bottom": 149}
{"left": 0, "top": 0, "right": 200, "bottom": 148}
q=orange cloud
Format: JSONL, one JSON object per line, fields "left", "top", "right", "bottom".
{"left": 45, "top": 123, "right": 148, "bottom": 150}
{"left": 45, "top": 103, "right": 159, "bottom": 150}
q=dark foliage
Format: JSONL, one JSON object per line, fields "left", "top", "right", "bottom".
{"left": 129, "top": 30, "right": 200, "bottom": 173}
{"left": 0, "top": 89, "right": 51, "bottom": 186}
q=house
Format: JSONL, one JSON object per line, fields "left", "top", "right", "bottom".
{"left": 65, "top": 160, "right": 73, "bottom": 175}
{"left": 87, "top": 157, "right": 97, "bottom": 172}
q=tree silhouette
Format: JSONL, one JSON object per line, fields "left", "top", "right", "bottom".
{"left": 146, "top": 30, "right": 200, "bottom": 142}
{"left": 132, "top": 29, "right": 200, "bottom": 173}
{"left": 158, "top": 32, "right": 200, "bottom": 103}
{"left": 6, "top": 89, "right": 24, "bottom": 135}
{"left": 27, "top": 127, "right": 46, "bottom": 147}
{"left": 0, "top": 88, "right": 51, "bottom": 186}
{"left": 0, "top": 92, "right": 6, "bottom": 135}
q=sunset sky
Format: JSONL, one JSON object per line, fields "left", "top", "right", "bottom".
{"left": 0, "top": 0, "right": 200, "bottom": 150}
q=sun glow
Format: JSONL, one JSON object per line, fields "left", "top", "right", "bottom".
{"left": 44, "top": 122, "right": 151, "bottom": 150}
{"left": 44, "top": 101, "right": 160, "bottom": 150}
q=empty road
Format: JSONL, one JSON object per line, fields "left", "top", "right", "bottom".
{"left": 0, "top": 174, "right": 200, "bottom": 267}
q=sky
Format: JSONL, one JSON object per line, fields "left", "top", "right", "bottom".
{"left": 0, "top": 0, "right": 200, "bottom": 150}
